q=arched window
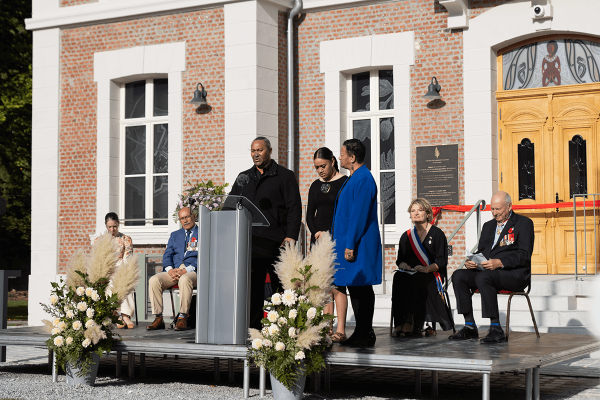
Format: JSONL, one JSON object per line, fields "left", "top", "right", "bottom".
{"left": 518, "top": 138, "right": 535, "bottom": 200}
{"left": 569, "top": 135, "right": 587, "bottom": 197}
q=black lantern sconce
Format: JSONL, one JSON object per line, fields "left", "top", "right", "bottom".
{"left": 423, "top": 77, "right": 442, "bottom": 101}
{"left": 189, "top": 83, "right": 208, "bottom": 108}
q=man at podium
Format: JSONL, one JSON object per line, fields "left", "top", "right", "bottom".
{"left": 229, "top": 137, "right": 302, "bottom": 329}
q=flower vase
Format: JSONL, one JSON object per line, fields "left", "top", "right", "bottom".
{"left": 66, "top": 353, "right": 101, "bottom": 386}
{"left": 270, "top": 371, "right": 307, "bottom": 400}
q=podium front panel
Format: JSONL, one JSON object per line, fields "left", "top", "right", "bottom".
{"left": 196, "top": 207, "right": 251, "bottom": 345}
{"left": 195, "top": 206, "right": 212, "bottom": 344}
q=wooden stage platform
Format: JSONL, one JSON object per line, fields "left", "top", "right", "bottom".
{"left": 1, "top": 325, "right": 598, "bottom": 399}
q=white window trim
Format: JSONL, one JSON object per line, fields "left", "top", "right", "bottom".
{"left": 346, "top": 70, "right": 396, "bottom": 231}
{"left": 119, "top": 78, "right": 169, "bottom": 230}
{"left": 92, "top": 42, "right": 185, "bottom": 245}
{"left": 320, "top": 31, "right": 415, "bottom": 245}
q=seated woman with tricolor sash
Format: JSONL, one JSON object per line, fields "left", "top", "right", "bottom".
{"left": 391, "top": 198, "right": 454, "bottom": 337}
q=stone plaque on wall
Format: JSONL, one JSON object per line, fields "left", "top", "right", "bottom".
{"left": 416, "top": 144, "right": 459, "bottom": 207}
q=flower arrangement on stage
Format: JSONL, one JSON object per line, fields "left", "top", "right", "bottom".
{"left": 172, "top": 180, "right": 229, "bottom": 222}
{"left": 247, "top": 233, "right": 337, "bottom": 390}
{"left": 41, "top": 233, "right": 140, "bottom": 376}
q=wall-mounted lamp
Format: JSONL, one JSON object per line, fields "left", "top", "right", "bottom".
{"left": 189, "top": 83, "right": 208, "bottom": 107}
{"left": 423, "top": 77, "right": 442, "bottom": 101}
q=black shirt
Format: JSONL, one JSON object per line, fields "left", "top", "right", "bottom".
{"left": 396, "top": 225, "right": 448, "bottom": 277}
{"left": 229, "top": 160, "right": 302, "bottom": 257}
{"left": 306, "top": 176, "right": 348, "bottom": 242}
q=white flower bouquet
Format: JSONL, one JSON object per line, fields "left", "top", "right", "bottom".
{"left": 172, "top": 180, "right": 229, "bottom": 222}
{"left": 41, "top": 233, "right": 140, "bottom": 376}
{"left": 247, "top": 233, "right": 337, "bottom": 390}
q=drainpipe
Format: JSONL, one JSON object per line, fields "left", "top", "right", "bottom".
{"left": 287, "top": 0, "right": 303, "bottom": 173}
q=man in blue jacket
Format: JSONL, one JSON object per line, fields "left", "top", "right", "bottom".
{"left": 147, "top": 207, "right": 199, "bottom": 331}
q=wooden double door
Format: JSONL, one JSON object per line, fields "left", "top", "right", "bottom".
{"left": 497, "top": 84, "right": 600, "bottom": 274}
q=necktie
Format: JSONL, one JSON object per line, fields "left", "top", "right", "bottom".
{"left": 185, "top": 230, "right": 191, "bottom": 247}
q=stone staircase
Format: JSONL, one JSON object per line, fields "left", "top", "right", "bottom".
{"left": 340, "top": 275, "right": 598, "bottom": 336}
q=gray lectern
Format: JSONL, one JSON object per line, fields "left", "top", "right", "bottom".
{"left": 195, "top": 195, "right": 269, "bottom": 345}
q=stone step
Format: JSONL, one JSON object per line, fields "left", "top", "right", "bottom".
{"left": 375, "top": 274, "right": 597, "bottom": 297}
{"left": 373, "top": 293, "right": 587, "bottom": 312}
{"left": 449, "top": 309, "right": 592, "bottom": 327}
{"left": 369, "top": 305, "right": 591, "bottom": 327}
{"left": 336, "top": 275, "right": 597, "bottom": 335}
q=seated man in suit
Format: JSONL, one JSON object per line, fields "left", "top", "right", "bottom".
{"left": 147, "top": 206, "right": 198, "bottom": 331}
{"left": 449, "top": 191, "right": 534, "bottom": 343}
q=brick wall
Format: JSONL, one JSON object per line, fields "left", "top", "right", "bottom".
{"left": 58, "top": 9, "right": 225, "bottom": 271}
{"left": 278, "top": 11, "right": 289, "bottom": 169}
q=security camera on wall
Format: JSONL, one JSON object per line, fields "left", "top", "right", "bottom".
{"left": 531, "top": 4, "right": 553, "bottom": 19}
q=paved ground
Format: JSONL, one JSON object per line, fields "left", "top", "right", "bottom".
{"left": 2, "top": 328, "right": 600, "bottom": 399}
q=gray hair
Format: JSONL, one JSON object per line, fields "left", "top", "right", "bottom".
{"left": 253, "top": 136, "right": 271, "bottom": 150}
{"left": 493, "top": 191, "right": 512, "bottom": 206}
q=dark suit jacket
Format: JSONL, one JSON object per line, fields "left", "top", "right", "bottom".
{"left": 229, "top": 160, "right": 302, "bottom": 257}
{"left": 476, "top": 211, "right": 535, "bottom": 284}
{"left": 162, "top": 225, "right": 199, "bottom": 272}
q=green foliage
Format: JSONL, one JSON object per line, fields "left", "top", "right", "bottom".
{"left": 0, "top": 0, "right": 32, "bottom": 265}
{"left": 7, "top": 300, "right": 27, "bottom": 320}
{"left": 247, "top": 264, "right": 334, "bottom": 391}
{"left": 172, "top": 180, "right": 229, "bottom": 222}
{"left": 41, "top": 272, "right": 121, "bottom": 377}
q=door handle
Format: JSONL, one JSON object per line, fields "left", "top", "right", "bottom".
{"left": 556, "top": 192, "right": 563, "bottom": 212}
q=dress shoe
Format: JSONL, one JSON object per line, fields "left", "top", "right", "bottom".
{"left": 480, "top": 325, "right": 507, "bottom": 343}
{"left": 347, "top": 329, "right": 376, "bottom": 348}
{"left": 448, "top": 325, "right": 479, "bottom": 340}
{"left": 339, "top": 331, "right": 359, "bottom": 346}
{"left": 174, "top": 315, "right": 189, "bottom": 331}
{"left": 146, "top": 316, "right": 165, "bottom": 330}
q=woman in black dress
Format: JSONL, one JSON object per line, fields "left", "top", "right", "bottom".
{"left": 306, "top": 147, "right": 348, "bottom": 342}
{"left": 391, "top": 198, "right": 453, "bottom": 337}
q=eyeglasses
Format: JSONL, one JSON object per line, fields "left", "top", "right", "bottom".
{"left": 179, "top": 215, "right": 193, "bottom": 221}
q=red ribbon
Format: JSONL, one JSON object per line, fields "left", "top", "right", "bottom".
{"left": 432, "top": 200, "right": 600, "bottom": 223}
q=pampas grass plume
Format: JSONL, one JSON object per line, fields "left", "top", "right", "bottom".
{"left": 273, "top": 242, "right": 305, "bottom": 291}
{"left": 87, "top": 232, "right": 118, "bottom": 283}
{"left": 297, "top": 321, "right": 330, "bottom": 349}
{"left": 84, "top": 324, "right": 105, "bottom": 345}
{"left": 304, "top": 233, "right": 337, "bottom": 307}
{"left": 248, "top": 328, "right": 265, "bottom": 341}
{"left": 65, "top": 250, "right": 88, "bottom": 288}
{"left": 111, "top": 256, "right": 140, "bottom": 303}
{"left": 42, "top": 319, "right": 54, "bottom": 334}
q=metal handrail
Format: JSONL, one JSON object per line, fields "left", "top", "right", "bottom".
{"left": 573, "top": 193, "right": 599, "bottom": 280}
{"left": 446, "top": 199, "right": 487, "bottom": 274}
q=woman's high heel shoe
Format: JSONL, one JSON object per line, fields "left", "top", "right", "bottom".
{"left": 117, "top": 313, "right": 134, "bottom": 329}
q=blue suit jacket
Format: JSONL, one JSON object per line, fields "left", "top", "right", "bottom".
{"left": 162, "top": 225, "right": 199, "bottom": 272}
{"left": 331, "top": 165, "right": 382, "bottom": 286}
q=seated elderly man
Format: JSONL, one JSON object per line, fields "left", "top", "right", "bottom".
{"left": 146, "top": 207, "right": 198, "bottom": 331}
{"left": 449, "top": 191, "right": 534, "bottom": 343}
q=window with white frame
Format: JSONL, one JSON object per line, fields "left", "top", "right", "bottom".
{"left": 121, "top": 78, "right": 169, "bottom": 227}
{"left": 347, "top": 70, "right": 396, "bottom": 225}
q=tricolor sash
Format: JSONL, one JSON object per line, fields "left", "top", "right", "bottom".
{"left": 407, "top": 227, "right": 445, "bottom": 301}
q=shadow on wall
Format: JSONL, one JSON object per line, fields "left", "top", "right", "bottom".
{"left": 195, "top": 105, "right": 213, "bottom": 115}
{"left": 427, "top": 99, "right": 446, "bottom": 110}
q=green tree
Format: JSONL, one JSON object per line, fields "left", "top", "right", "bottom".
{"left": 0, "top": 0, "right": 32, "bottom": 275}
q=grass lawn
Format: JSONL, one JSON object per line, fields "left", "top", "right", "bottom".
{"left": 7, "top": 300, "right": 27, "bottom": 321}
